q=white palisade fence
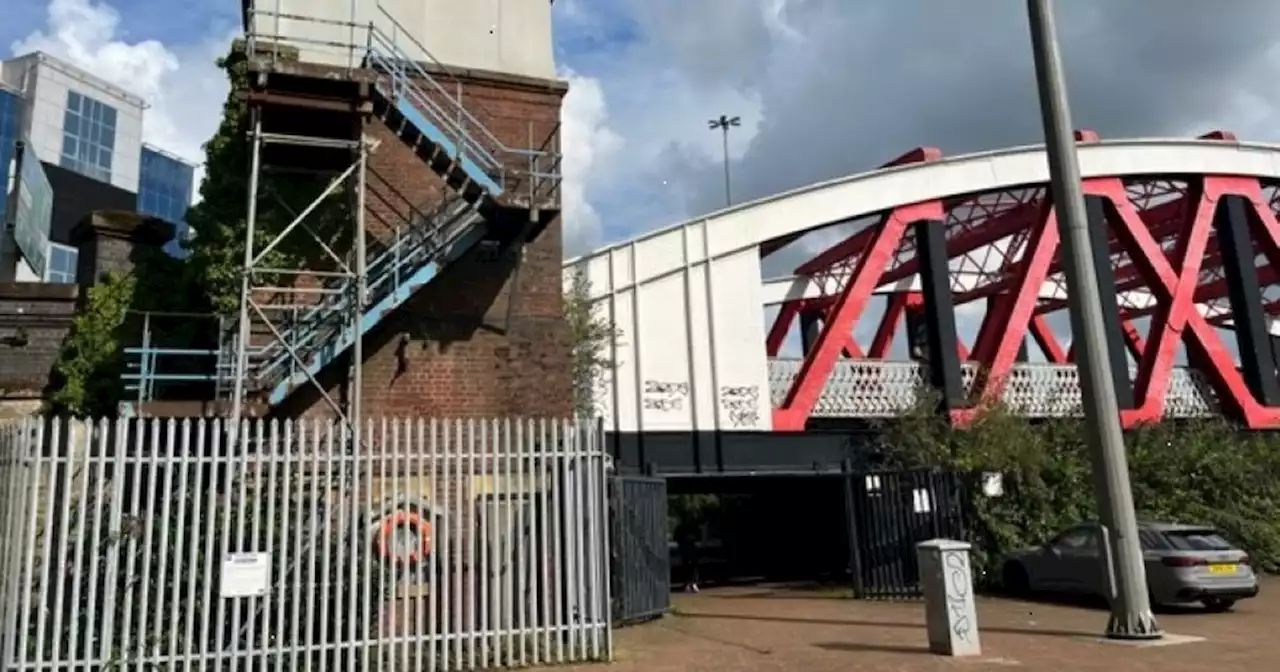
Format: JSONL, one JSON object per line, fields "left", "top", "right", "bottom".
{"left": 0, "top": 416, "right": 612, "bottom": 671}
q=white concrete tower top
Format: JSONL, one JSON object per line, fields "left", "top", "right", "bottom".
{"left": 247, "top": 0, "right": 558, "bottom": 80}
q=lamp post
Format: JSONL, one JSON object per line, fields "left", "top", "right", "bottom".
{"left": 708, "top": 114, "right": 740, "bottom": 208}
{"left": 1025, "top": 0, "right": 1161, "bottom": 640}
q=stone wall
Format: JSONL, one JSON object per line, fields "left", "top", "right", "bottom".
{"left": 0, "top": 282, "right": 78, "bottom": 416}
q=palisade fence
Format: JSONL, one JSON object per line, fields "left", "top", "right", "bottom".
{"left": 0, "top": 416, "right": 612, "bottom": 672}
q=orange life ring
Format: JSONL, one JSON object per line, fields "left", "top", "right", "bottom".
{"left": 377, "top": 510, "right": 432, "bottom": 564}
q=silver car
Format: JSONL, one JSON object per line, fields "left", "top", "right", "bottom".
{"left": 1000, "top": 521, "right": 1258, "bottom": 611}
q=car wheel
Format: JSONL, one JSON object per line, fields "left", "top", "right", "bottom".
{"left": 1203, "top": 597, "right": 1236, "bottom": 613}
{"left": 1002, "top": 562, "right": 1031, "bottom": 597}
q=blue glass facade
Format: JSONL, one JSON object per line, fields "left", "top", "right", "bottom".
{"left": 0, "top": 89, "right": 20, "bottom": 225}
{"left": 60, "top": 90, "right": 117, "bottom": 183}
{"left": 137, "top": 146, "right": 195, "bottom": 257}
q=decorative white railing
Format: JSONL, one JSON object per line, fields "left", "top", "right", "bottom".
{"left": 767, "top": 359, "right": 1219, "bottom": 418}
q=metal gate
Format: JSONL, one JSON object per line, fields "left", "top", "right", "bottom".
{"left": 0, "top": 416, "right": 612, "bottom": 671}
{"left": 610, "top": 476, "right": 669, "bottom": 625}
{"left": 845, "top": 469, "right": 972, "bottom": 598}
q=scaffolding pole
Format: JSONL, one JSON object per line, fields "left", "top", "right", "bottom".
{"left": 230, "top": 110, "right": 264, "bottom": 440}
{"left": 229, "top": 119, "right": 370, "bottom": 439}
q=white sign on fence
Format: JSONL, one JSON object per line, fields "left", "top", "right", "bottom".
{"left": 220, "top": 552, "right": 271, "bottom": 598}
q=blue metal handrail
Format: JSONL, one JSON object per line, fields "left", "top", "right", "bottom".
{"left": 250, "top": 199, "right": 478, "bottom": 386}
{"left": 370, "top": 4, "right": 557, "bottom": 162}
{"left": 127, "top": 197, "right": 479, "bottom": 403}
{"left": 127, "top": 3, "right": 558, "bottom": 405}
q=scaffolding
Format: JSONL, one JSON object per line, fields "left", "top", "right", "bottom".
{"left": 115, "top": 2, "right": 563, "bottom": 422}
{"left": 229, "top": 118, "right": 372, "bottom": 431}
{"left": 227, "top": 6, "right": 383, "bottom": 435}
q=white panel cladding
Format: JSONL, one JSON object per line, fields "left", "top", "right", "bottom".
{"left": 705, "top": 248, "right": 772, "bottom": 431}
{"left": 568, "top": 221, "right": 772, "bottom": 433}
{"left": 251, "top": 0, "right": 556, "bottom": 80}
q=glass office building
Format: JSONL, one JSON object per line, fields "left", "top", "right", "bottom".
{"left": 137, "top": 145, "right": 195, "bottom": 257}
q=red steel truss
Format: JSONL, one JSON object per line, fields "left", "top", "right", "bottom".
{"left": 769, "top": 131, "right": 1280, "bottom": 431}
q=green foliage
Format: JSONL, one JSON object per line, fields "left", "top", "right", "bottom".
{"left": 879, "top": 402, "right": 1280, "bottom": 586}
{"left": 49, "top": 273, "right": 137, "bottom": 417}
{"left": 668, "top": 493, "right": 722, "bottom": 532}
{"left": 50, "top": 233, "right": 206, "bottom": 417}
{"left": 184, "top": 42, "right": 351, "bottom": 315}
{"left": 51, "top": 40, "right": 354, "bottom": 413}
{"left": 564, "top": 267, "right": 621, "bottom": 420}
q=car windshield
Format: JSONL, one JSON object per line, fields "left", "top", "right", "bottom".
{"left": 1162, "top": 529, "right": 1233, "bottom": 551}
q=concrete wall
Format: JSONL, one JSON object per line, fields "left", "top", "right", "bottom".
{"left": 250, "top": 0, "right": 556, "bottom": 80}
{"left": 274, "top": 69, "right": 572, "bottom": 419}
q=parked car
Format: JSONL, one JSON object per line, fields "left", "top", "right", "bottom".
{"left": 1000, "top": 521, "right": 1258, "bottom": 612}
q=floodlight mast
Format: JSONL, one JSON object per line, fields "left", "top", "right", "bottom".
{"left": 708, "top": 114, "right": 741, "bottom": 207}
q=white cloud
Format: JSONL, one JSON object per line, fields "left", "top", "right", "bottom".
{"left": 558, "top": 69, "right": 623, "bottom": 256}
{"left": 11, "top": 0, "right": 233, "bottom": 191}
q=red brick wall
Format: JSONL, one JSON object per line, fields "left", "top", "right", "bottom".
{"left": 275, "top": 68, "right": 572, "bottom": 420}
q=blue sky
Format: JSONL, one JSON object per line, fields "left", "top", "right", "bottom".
{"left": 7, "top": 0, "right": 1280, "bottom": 361}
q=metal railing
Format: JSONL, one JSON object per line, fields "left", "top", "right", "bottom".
{"left": 241, "top": 4, "right": 562, "bottom": 202}
{"left": 363, "top": 5, "right": 561, "bottom": 199}
{"left": 121, "top": 199, "right": 483, "bottom": 403}
{"left": 0, "top": 416, "right": 613, "bottom": 671}
{"left": 250, "top": 201, "right": 485, "bottom": 396}
{"left": 123, "top": 3, "right": 569, "bottom": 407}
{"left": 767, "top": 359, "right": 1220, "bottom": 418}
{"left": 122, "top": 312, "right": 244, "bottom": 403}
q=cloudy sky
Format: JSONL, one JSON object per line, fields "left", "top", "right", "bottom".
{"left": 6, "top": 0, "right": 1280, "bottom": 358}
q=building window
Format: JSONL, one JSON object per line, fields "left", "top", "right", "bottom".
{"left": 60, "top": 91, "right": 117, "bottom": 183}
{"left": 0, "top": 89, "right": 20, "bottom": 225}
{"left": 45, "top": 243, "right": 78, "bottom": 284}
{"left": 137, "top": 146, "right": 196, "bottom": 257}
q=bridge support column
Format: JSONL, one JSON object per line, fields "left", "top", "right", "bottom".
{"left": 913, "top": 219, "right": 965, "bottom": 416}
{"left": 1085, "top": 196, "right": 1135, "bottom": 409}
{"left": 1214, "top": 195, "right": 1280, "bottom": 405}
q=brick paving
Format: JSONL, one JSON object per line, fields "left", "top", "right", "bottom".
{"left": 558, "top": 579, "right": 1278, "bottom": 671}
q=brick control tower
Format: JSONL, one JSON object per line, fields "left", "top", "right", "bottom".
{"left": 127, "top": 1, "right": 570, "bottom": 423}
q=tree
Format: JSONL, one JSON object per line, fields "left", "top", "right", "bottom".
{"left": 564, "top": 266, "right": 620, "bottom": 420}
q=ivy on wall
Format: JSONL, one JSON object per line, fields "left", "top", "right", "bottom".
{"left": 50, "top": 41, "right": 350, "bottom": 413}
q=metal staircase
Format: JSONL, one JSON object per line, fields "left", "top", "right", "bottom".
{"left": 122, "top": 5, "right": 561, "bottom": 413}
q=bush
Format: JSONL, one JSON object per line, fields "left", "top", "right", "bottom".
{"left": 878, "top": 400, "right": 1280, "bottom": 587}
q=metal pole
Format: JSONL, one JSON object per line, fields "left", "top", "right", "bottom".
{"left": 1025, "top": 0, "right": 1160, "bottom": 640}
{"left": 230, "top": 110, "right": 264, "bottom": 437}
{"left": 351, "top": 136, "right": 368, "bottom": 443}
{"left": 721, "top": 126, "right": 732, "bottom": 208}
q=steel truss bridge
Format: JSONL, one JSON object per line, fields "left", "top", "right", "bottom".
{"left": 567, "top": 130, "right": 1280, "bottom": 433}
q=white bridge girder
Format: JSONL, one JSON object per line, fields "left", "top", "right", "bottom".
{"left": 565, "top": 138, "right": 1280, "bottom": 434}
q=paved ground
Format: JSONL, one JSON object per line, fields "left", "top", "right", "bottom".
{"left": 561, "top": 579, "right": 1278, "bottom": 671}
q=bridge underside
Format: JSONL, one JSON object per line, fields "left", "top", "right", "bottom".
{"left": 767, "top": 132, "right": 1280, "bottom": 430}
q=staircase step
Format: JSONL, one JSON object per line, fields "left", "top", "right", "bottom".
{"left": 391, "top": 94, "right": 504, "bottom": 196}
{"left": 264, "top": 215, "right": 489, "bottom": 406}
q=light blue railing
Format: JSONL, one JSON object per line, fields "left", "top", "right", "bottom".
{"left": 241, "top": 5, "right": 561, "bottom": 202}
{"left": 123, "top": 4, "right": 564, "bottom": 407}
{"left": 250, "top": 198, "right": 480, "bottom": 388}
{"left": 363, "top": 4, "right": 561, "bottom": 200}
{"left": 123, "top": 199, "right": 485, "bottom": 405}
